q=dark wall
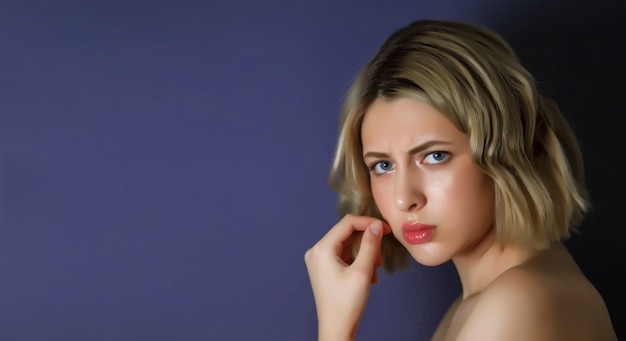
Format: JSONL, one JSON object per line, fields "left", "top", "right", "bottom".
{"left": 492, "top": 1, "right": 626, "bottom": 339}
{"left": 1, "top": 1, "right": 623, "bottom": 340}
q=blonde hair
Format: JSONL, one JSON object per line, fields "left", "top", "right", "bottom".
{"left": 329, "top": 19, "right": 589, "bottom": 273}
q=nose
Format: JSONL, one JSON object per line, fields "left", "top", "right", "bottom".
{"left": 393, "top": 166, "right": 425, "bottom": 212}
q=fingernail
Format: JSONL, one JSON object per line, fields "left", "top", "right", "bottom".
{"left": 370, "top": 221, "right": 382, "bottom": 235}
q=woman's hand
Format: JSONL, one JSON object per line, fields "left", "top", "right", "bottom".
{"left": 304, "top": 214, "right": 391, "bottom": 340}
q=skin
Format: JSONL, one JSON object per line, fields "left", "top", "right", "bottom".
{"left": 304, "top": 97, "right": 617, "bottom": 340}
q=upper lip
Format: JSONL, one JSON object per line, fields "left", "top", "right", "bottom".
{"left": 402, "top": 221, "right": 436, "bottom": 232}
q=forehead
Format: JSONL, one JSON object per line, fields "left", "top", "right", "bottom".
{"left": 361, "top": 97, "right": 466, "bottom": 150}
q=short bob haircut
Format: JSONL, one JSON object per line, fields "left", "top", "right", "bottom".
{"left": 329, "top": 19, "right": 589, "bottom": 273}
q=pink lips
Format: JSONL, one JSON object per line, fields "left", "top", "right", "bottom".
{"left": 402, "top": 222, "right": 436, "bottom": 244}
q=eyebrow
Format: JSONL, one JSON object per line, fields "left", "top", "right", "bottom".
{"left": 363, "top": 140, "right": 452, "bottom": 159}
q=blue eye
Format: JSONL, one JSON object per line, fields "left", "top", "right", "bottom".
{"left": 424, "top": 151, "right": 449, "bottom": 164}
{"left": 371, "top": 160, "right": 394, "bottom": 175}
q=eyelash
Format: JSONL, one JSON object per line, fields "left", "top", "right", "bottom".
{"left": 368, "top": 151, "right": 450, "bottom": 175}
{"left": 369, "top": 160, "right": 394, "bottom": 175}
{"left": 424, "top": 151, "right": 449, "bottom": 164}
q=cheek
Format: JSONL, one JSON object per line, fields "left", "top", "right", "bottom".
{"left": 371, "top": 181, "right": 392, "bottom": 215}
{"left": 422, "top": 170, "right": 461, "bottom": 205}
{"left": 431, "top": 168, "right": 493, "bottom": 209}
{"left": 449, "top": 171, "right": 495, "bottom": 218}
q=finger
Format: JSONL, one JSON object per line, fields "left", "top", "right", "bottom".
{"left": 351, "top": 221, "right": 384, "bottom": 273}
{"left": 319, "top": 215, "right": 383, "bottom": 255}
{"left": 352, "top": 224, "right": 391, "bottom": 263}
{"left": 374, "top": 250, "right": 383, "bottom": 268}
{"left": 350, "top": 231, "right": 363, "bottom": 262}
{"left": 371, "top": 249, "right": 384, "bottom": 284}
{"left": 324, "top": 215, "right": 382, "bottom": 245}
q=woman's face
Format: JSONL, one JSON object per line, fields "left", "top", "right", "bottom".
{"left": 361, "top": 97, "right": 495, "bottom": 266}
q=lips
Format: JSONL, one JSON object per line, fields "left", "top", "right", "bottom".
{"left": 402, "top": 222, "right": 436, "bottom": 244}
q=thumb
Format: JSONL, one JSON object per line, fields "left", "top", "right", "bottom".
{"left": 351, "top": 221, "right": 383, "bottom": 271}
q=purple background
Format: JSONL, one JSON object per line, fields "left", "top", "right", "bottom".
{"left": 2, "top": 1, "right": 624, "bottom": 340}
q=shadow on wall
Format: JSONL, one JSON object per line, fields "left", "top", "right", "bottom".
{"left": 491, "top": 1, "right": 626, "bottom": 338}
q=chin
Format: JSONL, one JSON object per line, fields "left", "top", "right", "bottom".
{"left": 406, "top": 245, "right": 451, "bottom": 267}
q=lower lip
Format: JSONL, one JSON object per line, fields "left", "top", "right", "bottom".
{"left": 402, "top": 227, "right": 436, "bottom": 244}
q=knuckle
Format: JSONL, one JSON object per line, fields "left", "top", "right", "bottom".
{"left": 304, "top": 244, "right": 323, "bottom": 263}
{"left": 342, "top": 213, "right": 355, "bottom": 221}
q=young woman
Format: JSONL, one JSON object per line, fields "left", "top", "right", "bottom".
{"left": 304, "top": 19, "right": 617, "bottom": 340}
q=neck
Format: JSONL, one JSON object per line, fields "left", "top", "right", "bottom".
{"left": 451, "top": 227, "right": 540, "bottom": 299}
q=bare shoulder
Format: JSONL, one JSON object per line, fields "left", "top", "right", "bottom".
{"left": 431, "top": 295, "right": 462, "bottom": 341}
{"left": 457, "top": 264, "right": 617, "bottom": 341}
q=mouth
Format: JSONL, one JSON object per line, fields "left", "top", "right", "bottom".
{"left": 401, "top": 222, "right": 436, "bottom": 244}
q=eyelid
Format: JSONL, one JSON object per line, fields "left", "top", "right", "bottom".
{"left": 366, "top": 150, "right": 449, "bottom": 174}
{"left": 366, "top": 158, "right": 386, "bottom": 169}
{"left": 368, "top": 160, "right": 394, "bottom": 175}
{"left": 421, "top": 151, "right": 450, "bottom": 164}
